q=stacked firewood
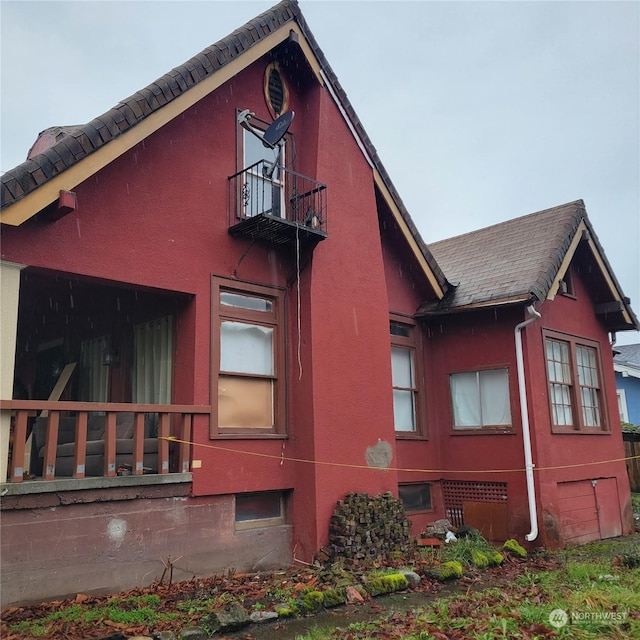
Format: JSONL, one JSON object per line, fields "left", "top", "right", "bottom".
{"left": 316, "top": 492, "right": 414, "bottom": 565}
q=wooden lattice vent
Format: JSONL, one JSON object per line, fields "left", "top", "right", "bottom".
{"left": 442, "top": 481, "right": 508, "bottom": 528}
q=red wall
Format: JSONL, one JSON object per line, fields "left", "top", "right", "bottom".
{"left": 2, "top": 53, "right": 404, "bottom": 561}
{"left": 425, "top": 307, "right": 532, "bottom": 538}
{"left": 524, "top": 268, "right": 633, "bottom": 547}
{"left": 4, "top": 46, "right": 630, "bottom": 566}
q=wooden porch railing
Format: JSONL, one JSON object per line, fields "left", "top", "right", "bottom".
{"left": 0, "top": 400, "right": 210, "bottom": 483}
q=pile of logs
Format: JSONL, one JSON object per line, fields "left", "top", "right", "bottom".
{"left": 316, "top": 492, "right": 414, "bottom": 565}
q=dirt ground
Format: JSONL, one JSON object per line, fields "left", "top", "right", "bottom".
{"left": 2, "top": 533, "right": 639, "bottom": 640}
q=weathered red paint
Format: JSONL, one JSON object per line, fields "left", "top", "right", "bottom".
{"left": 1, "top": 37, "right": 633, "bottom": 607}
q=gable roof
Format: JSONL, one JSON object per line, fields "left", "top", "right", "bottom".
{"left": 419, "top": 199, "right": 639, "bottom": 331}
{"left": 0, "top": 0, "right": 448, "bottom": 299}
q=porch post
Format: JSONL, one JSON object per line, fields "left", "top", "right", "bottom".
{"left": 0, "top": 261, "right": 25, "bottom": 481}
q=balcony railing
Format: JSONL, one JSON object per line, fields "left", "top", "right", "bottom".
{"left": 228, "top": 161, "right": 328, "bottom": 248}
{"left": 1, "top": 400, "right": 210, "bottom": 483}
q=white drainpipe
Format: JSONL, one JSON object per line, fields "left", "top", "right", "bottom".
{"left": 514, "top": 304, "right": 542, "bottom": 542}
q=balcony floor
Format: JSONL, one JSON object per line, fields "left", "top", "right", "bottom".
{"left": 229, "top": 213, "right": 327, "bottom": 248}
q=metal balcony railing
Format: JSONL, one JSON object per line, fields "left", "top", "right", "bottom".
{"left": 228, "top": 161, "right": 328, "bottom": 247}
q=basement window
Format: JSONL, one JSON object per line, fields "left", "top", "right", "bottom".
{"left": 235, "top": 491, "right": 286, "bottom": 530}
{"left": 398, "top": 483, "right": 432, "bottom": 513}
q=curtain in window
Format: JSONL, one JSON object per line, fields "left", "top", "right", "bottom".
{"left": 220, "top": 322, "right": 273, "bottom": 375}
{"left": 134, "top": 316, "right": 172, "bottom": 404}
{"left": 451, "top": 372, "right": 481, "bottom": 427}
{"left": 451, "top": 369, "right": 511, "bottom": 428}
{"left": 391, "top": 347, "right": 416, "bottom": 431}
{"left": 79, "top": 336, "right": 109, "bottom": 402}
{"left": 480, "top": 369, "right": 511, "bottom": 425}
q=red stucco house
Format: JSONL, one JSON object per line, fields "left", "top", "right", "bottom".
{"left": 1, "top": 0, "right": 637, "bottom": 606}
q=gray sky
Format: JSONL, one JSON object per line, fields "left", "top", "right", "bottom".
{"left": 1, "top": 0, "right": 639, "bottom": 344}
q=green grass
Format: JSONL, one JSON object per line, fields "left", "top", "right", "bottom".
{"left": 294, "top": 555, "right": 640, "bottom": 640}
{"left": 7, "top": 594, "right": 178, "bottom": 637}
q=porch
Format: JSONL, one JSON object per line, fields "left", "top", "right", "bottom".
{"left": 2, "top": 401, "right": 210, "bottom": 483}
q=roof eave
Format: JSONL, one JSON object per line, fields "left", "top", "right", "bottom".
{"left": 417, "top": 293, "right": 535, "bottom": 318}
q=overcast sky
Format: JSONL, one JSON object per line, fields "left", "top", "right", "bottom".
{"left": 1, "top": 0, "right": 638, "bottom": 344}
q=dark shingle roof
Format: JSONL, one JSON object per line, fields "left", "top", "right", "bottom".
{"left": 419, "top": 200, "right": 639, "bottom": 330}
{"left": 424, "top": 201, "right": 584, "bottom": 311}
{"left": 614, "top": 344, "right": 640, "bottom": 368}
{"left": 0, "top": 0, "right": 448, "bottom": 295}
{"left": 1, "top": 0, "right": 298, "bottom": 208}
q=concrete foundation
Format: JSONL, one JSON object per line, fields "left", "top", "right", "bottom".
{"left": 0, "top": 477, "right": 292, "bottom": 607}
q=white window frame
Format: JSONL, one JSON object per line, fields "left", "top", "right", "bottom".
{"left": 617, "top": 389, "right": 629, "bottom": 423}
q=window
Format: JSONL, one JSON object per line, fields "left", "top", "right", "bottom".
{"left": 235, "top": 491, "right": 287, "bottom": 530}
{"left": 450, "top": 368, "right": 512, "bottom": 430}
{"left": 390, "top": 317, "right": 426, "bottom": 437}
{"left": 544, "top": 331, "right": 607, "bottom": 433}
{"left": 237, "top": 111, "right": 288, "bottom": 220}
{"left": 212, "top": 277, "right": 285, "bottom": 436}
{"left": 398, "top": 483, "right": 432, "bottom": 513}
{"left": 617, "top": 389, "right": 629, "bottom": 423}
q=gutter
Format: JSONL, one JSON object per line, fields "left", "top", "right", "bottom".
{"left": 514, "top": 304, "right": 542, "bottom": 542}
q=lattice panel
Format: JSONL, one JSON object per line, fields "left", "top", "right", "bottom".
{"left": 442, "top": 481, "right": 508, "bottom": 527}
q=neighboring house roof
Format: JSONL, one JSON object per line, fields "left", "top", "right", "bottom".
{"left": 419, "top": 200, "right": 639, "bottom": 331}
{"left": 614, "top": 344, "right": 640, "bottom": 379}
{"left": 0, "top": 0, "right": 448, "bottom": 299}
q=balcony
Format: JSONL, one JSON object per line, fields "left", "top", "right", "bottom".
{"left": 1, "top": 400, "right": 210, "bottom": 483}
{"left": 228, "top": 161, "right": 328, "bottom": 249}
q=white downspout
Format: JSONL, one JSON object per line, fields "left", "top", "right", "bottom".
{"left": 514, "top": 304, "right": 542, "bottom": 542}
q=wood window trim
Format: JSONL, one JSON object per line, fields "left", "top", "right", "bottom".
{"left": 390, "top": 313, "right": 428, "bottom": 440}
{"left": 211, "top": 276, "right": 286, "bottom": 439}
{"left": 448, "top": 365, "right": 515, "bottom": 434}
{"left": 264, "top": 62, "right": 290, "bottom": 119}
{"left": 543, "top": 329, "right": 609, "bottom": 434}
{"left": 559, "top": 266, "right": 577, "bottom": 299}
